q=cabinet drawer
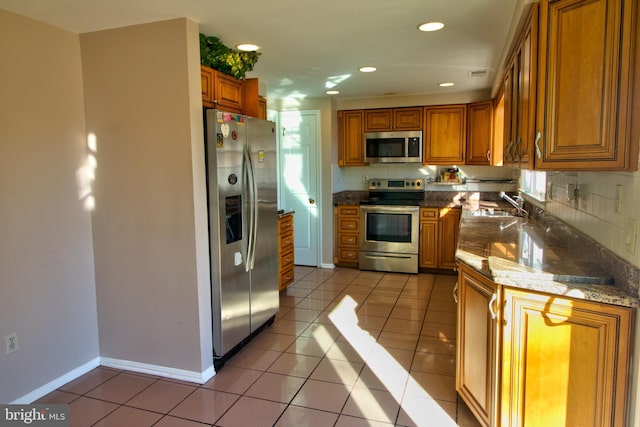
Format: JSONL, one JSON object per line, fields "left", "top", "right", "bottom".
{"left": 338, "top": 233, "right": 358, "bottom": 247}
{"left": 278, "top": 215, "right": 293, "bottom": 233}
{"left": 338, "top": 248, "right": 358, "bottom": 262}
{"left": 420, "top": 208, "right": 438, "bottom": 220}
{"left": 338, "top": 218, "right": 358, "bottom": 232}
{"left": 279, "top": 232, "right": 294, "bottom": 251}
{"left": 337, "top": 206, "right": 359, "bottom": 217}
{"left": 279, "top": 266, "right": 295, "bottom": 289}
{"left": 280, "top": 250, "right": 294, "bottom": 269}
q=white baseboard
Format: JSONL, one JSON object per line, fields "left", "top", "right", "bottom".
{"left": 320, "top": 263, "right": 335, "bottom": 269}
{"left": 100, "top": 357, "right": 215, "bottom": 384}
{"left": 11, "top": 357, "right": 100, "bottom": 404}
{"left": 12, "top": 357, "right": 216, "bottom": 404}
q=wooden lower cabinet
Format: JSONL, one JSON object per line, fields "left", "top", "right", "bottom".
{"left": 457, "top": 265, "right": 500, "bottom": 427}
{"left": 278, "top": 214, "right": 295, "bottom": 291}
{"left": 438, "top": 208, "right": 461, "bottom": 270}
{"left": 456, "top": 265, "right": 634, "bottom": 427}
{"left": 334, "top": 205, "right": 359, "bottom": 266}
{"left": 501, "top": 287, "right": 633, "bottom": 427}
{"left": 419, "top": 208, "right": 438, "bottom": 268}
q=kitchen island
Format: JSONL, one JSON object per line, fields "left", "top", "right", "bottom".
{"left": 455, "top": 209, "right": 639, "bottom": 427}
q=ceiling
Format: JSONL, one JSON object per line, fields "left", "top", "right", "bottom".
{"left": 0, "top": 0, "right": 521, "bottom": 101}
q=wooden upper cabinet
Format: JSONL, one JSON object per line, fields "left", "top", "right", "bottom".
{"left": 364, "top": 109, "right": 393, "bottom": 131}
{"left": 258, "top": 97, "right": 267, "bottom": 120}
{"left": 214, "top": 71, "right": 244, "bottom": 113}
{"left": 201, "top": 65, "right": 264, "bottom": 118}
{"left": 394, "top": 107, "right": 423, "bottom": 130}
{"left": 364, "top": 107, "right": 422, "bottom": 131}
{"left": 424, "top": 105, "right": 467, "bottom": 164}
{"left": 201, "top": 65, "right": 215, "bottom": 107}
{"left": 502, "top": 4, "right": 538, "bottom": 169}
{"left": 338, "top": 110, "right": 365, "bottom": 166}
{"left": 466, "top": 100, "right": 495, "bottom": 165}
{"left": 243, "top": 78, "right": 262, "bottom": 118}
{"left": 535, "top": 0, "right": 638, "bottom": 170}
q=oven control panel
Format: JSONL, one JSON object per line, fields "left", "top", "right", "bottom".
{"left": 367, "top": 178, "right": 424, "bottom": 191}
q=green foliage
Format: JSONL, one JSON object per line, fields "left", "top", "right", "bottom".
{"left": 199, "top": 34, "right": 261, "bottom": 80}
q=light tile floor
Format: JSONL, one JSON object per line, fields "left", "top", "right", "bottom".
{"left": 37, "top": 267, "right": 481, "bottom": 427}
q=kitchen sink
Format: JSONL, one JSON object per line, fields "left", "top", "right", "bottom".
{"left": 469, "top": 209, "right": 516, "bottom": 217}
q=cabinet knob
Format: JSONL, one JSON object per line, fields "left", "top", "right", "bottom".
{"left": 309, "top": 198, "right": 315, "bottom": 205}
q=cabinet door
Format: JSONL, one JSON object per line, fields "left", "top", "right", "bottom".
{"left": 394, "top": 107, "right": 423, "bottom": 130}
{"left": 438, "top": 208, "right": 461, "bottom": 270}
{"left": 201, "top": 65, "right": 215, "bottom": 108}
{"left": 214, "top": 71, "right": 244, "bottom": 113}
{"left": 516, "top": 5, "right": 538, "bottom": 170}
{"left": 338, "top": 110, "right": 365, "bottom": 166}
{"left": 419, "top": 221, "right": 438, "bottom": 268}
{"left": 457, "top": 265, "right": 500, "bottom": 427}
{"left": 424, "top": 105, "right": 466, "bottom": 164}
{"left": 501, "top": 288, "right": 633, "bottom": 427}
{"left": 535, "top": 0, "right": 637, "bottom": 170}
{"left": 364, "top": 109, "right": 393, "bottom": 131}
{"left": 466, "top": 101, "right": 494, "bottom": 165}
{"left": 502, "top": 61, "right": 518, "bottom": 166}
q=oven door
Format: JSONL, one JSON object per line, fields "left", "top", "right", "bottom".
{"left": 359, "top": 205, "right": 420, "bottom": 254}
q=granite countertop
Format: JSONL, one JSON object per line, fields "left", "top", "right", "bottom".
{"left": 456, "top": 209, "right": 640, "bottom": 308}
{"left": 332, "top": 190, "right": 479, "bottom": 209}
{"left": 277, "top": 210, "right": 295, "bottom": 218}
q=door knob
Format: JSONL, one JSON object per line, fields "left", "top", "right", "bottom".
{"left": 309, "top": 198, "right": 315, "bottom": 205}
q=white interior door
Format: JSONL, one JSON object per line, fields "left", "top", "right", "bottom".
{"left": 279, "top": 110, "right": 319, "bottom": 266}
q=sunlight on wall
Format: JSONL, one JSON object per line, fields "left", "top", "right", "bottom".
{"left": 76, "top": 133, "right": 97, "bottom": 211}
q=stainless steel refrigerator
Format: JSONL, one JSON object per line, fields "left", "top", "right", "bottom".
{"left": 205, "top": 109, "right": 279, "bottom": 361}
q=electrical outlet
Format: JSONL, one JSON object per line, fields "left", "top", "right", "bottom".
{"left": 625, "top": 220, "right": 637, "bottom": 254}
{"left": 5, "top": 333, "right": 18, "bottom": 354}
{"left": 615, "top": 185, "right": 623, "bottom": 214}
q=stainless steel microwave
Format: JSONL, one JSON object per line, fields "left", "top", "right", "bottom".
{"left": 364, "top": 131, "right": 422, "bottom": 163}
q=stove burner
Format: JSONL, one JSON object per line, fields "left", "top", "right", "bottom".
{"left": 360, "top": 198, "right": 422, "bottom": 206}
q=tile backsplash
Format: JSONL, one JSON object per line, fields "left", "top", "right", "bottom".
{"left": 333, "top": 164, "right": 518, "bottom": 194}
{"left": 545, "top": 170, "right": 640, "bottom": 268}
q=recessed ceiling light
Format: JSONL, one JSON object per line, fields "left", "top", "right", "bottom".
{"left": 438, "top": 82, "right": 455, "bottom": 87}
{"left": 358, "top": 66, "right": 377, "bottom": 73}
{"left": 237, "top": 43, "right": 260, "bottom": 52}
{"left": 326, "top": 90, "right": 340, "bottom": 95}
{"left": 418, "top": 22, "right": 445, "bottom": 32}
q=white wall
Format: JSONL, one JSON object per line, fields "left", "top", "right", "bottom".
{"left": 0, "top": 10, "right": 99, "bottom": 403}
{"left": 545, "top": 171, "right": 640, "bottom": 270}
{"left": 80, "top": 18, "right": 213, "bottom": 378}
{"left": 335, "top": 164, "right": 518, "bottom": 194}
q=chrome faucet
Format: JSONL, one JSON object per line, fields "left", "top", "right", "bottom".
{"left": 499, "top": 191, "right": 528, "bottom": 217}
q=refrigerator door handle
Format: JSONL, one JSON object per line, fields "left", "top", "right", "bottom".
{"left": 243, "top": 145, "right": 258, "bottom": 271}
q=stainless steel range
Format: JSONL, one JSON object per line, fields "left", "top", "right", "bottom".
{"left": 359, "top": 178, "right": 425, "bottom": 274}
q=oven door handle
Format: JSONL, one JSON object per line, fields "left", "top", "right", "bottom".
{"left": 362, "top": 254, "right": 414, "bottom": 260}
{"left": 360, "top": 205, "right": 420, "bottom": 213}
